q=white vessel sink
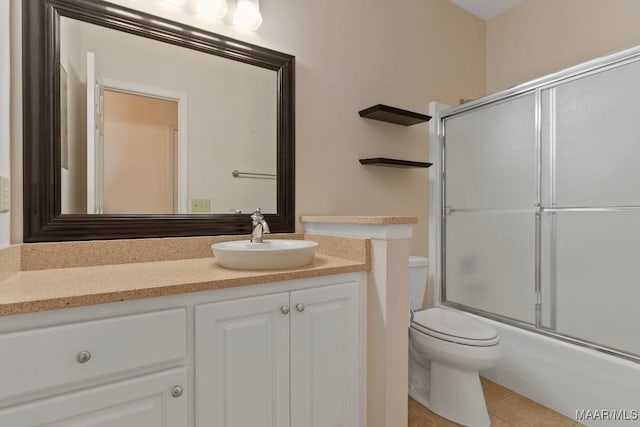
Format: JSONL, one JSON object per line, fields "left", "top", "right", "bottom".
{"left": 212, "top": 239, "right": 319, "bottom": 270}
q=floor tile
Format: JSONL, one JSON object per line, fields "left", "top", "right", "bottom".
{"left": 408, "top": 397, "right": 461, "bottom": 426}
{"left": 409, "top": 398, "right": 517, "bottom": 427}
{"left": 490, "top": 413, "right": 515, "bottom": 427}
{"left": 409, "top": 397, "right": 518, "bottom": 426}
{"left": 409, "top": 379, "right": 578, "bottom": 427}
{"left": 408, "top": 397, "right": 433, "bottom": 426}
{"left": 424, "top": 409, "right": 464, "bottom": 426}
{"left": 480, "top": 376, "right": 513, "bottom": 408}
{"left": 489, "top": 393, "right": 576, "bottom": 427}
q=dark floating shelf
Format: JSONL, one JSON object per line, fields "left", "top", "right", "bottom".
{"left": 359, "top": 158, "right": 432, "bottom": 168}
{"left": 358, "top": 104, "right": 432, "bottom": 126}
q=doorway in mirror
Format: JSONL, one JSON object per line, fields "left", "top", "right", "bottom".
{"left": 103, "top": 90, "right": 180, "bottom": 215}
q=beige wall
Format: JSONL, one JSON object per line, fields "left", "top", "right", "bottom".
{"left": 74, "top": 0, "right": 488, "bottom": 254}
{"left": 276, "top": 0, "right": 486, "bottom": 256}
{"left": 12, "top": 0, "right": 640, "bottom": 250}
{"left": 9, "top": 0, "right": 21, "bottom": 244}
{"left": 487, "top": 0, "right": 640, "bottom": 93}
{"left": 10, "top": 0, "right": 487, "bottom": 251}
{"left": 0, "top": 1, "right": 10, "bottom": 246}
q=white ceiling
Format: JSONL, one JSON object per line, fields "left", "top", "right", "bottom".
{"left": 448, "top": 0, "right": 524, "bottom": 20}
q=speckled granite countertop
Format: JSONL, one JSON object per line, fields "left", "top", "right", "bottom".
{"left": 0, "top": 254, "right": 367, "bottom": 316}
{"left": 0, "top": 233, "right": 370, "bottom": 317}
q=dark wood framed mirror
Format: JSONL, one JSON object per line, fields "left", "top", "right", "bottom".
{"left": 23, "top": 0, "right": 295, "bottom": 242}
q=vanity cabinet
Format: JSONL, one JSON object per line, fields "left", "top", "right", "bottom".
{"left": 196, "top": 281, "right": 362, "bottom": 427}
{"left": 0, "top": 272, "right": 366, "bottom": 427}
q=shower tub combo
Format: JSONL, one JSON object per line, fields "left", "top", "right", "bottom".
{"left": 429, "top": 46, "right": 640, "bottom": 426}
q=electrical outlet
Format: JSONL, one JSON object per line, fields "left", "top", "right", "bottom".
{"left": 0, "top": 176, "right": 10, "bottom": 213}
{"left": 191, "top": 198, "right": 211, "bottom": 213}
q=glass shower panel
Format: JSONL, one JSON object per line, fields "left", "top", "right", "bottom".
{"left": 444, "top": 93, "right": 537, "bottom": 210}
{"left": 546, "top": 58, "right": 640, "bottom": 207}
{"left": 445, "top": 211, "right": 535, "bottom": 324}
{"left": 540, "top": 211, "right": 640, "bottom": 356}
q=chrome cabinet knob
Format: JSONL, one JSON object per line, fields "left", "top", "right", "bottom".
{"left": 76, "top": 351, "right": 91, "bottom": 364}
{"left": 295, "top": 303, "right": 305, "bottom": 312}
{"left": 280, "top": 305, "right": 290, "bottom": 315}
{"left": 171, "top": 385, "right": 183, "bottom": 398}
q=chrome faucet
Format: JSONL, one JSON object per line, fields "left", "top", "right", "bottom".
{"left": 250, "top": 208, "right": 270, "bottom": 243}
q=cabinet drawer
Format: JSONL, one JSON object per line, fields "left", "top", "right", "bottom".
{"left": 0, "top": 308, "right": 186, "bottom": 402}
{"left": 0, "top": 367, "right": 187, "bottom": 427}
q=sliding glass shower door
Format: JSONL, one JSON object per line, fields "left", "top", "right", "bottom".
{"left": 444, "top": 93, "right": 537, "bottom": 325}
{"left": 539, "top": 58, "right": 640, "bottom": 357}
{"left": 442, "top": 53, "right": 640, "bottom": 361}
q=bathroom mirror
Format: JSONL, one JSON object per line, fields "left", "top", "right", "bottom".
{"left": 23, "top": 0, "right": 295, "bottom": 242}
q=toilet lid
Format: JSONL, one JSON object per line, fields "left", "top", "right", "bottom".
{"left": 411, "top": 308, "right": 499, "bottom": 346}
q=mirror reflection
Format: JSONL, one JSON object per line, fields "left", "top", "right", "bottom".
{"left": 59, "top": 16, "right": 277, "bottom": 215}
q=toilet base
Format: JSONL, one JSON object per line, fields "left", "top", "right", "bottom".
{"left": 410, "top": 361, "right": 491, "bottom": 427}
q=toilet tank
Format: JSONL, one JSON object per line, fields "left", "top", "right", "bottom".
{"left": 409, "top": 256, "right": 430, "bottom": 311}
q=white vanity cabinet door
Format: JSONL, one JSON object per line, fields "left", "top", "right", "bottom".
{"left": 0, "top": 367, "right": 187, "bottom": 427}
{"left": 195, "top": 278, "right": 365, "bottom": 427}
{"left": 195, "top": 293, "right": 291, "bottom": 427}
{"left": 290, "top": 282, "right": 362, "bottom": 427}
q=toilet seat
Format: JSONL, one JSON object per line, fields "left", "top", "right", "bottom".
{"left": 411, "top": 308, "right": 499, "bottom": 347}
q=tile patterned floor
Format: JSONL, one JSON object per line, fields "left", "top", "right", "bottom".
{"left": 409, "top": 377, "right": 583, "bottom": 427}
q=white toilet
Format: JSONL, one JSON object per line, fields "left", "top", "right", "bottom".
{"left": 408, "top": 256, "right": 501, "bottom": 427}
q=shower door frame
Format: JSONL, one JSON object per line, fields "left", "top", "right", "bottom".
{"left": 434, "top": 45, "right": 640, "bottom": 364}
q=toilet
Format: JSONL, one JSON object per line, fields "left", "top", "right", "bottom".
{"left": 408, "top": 256, "right": 501, "bottom": 427}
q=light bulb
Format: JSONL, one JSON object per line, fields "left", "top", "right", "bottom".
{"left": 195, "top": 0, "right": 228, "bottom": 20}
{"left": 233, "top": 0, "right": 263, "bottom": 30}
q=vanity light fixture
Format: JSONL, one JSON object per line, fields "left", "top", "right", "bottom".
{"left": 163, "top": 0, "right": 188, "bottom": 6}
{"left": 195, "top": 0, "right": 229, "bottom": 20}
{"left": 232, "top": 0, "right": 263, "bottom": 30}
{"left": 162, "top": 0, "right": 262, "bottom": 30}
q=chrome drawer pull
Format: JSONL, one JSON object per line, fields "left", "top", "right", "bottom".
{"left": 280, "top": 305, "right": 290, "bottom": 315}
{"left": 295, "top": 303, "right": 305, "bottom": 312}
{"left": 171, "top": 385, "right": 183, "bottom": 398}
{"left": 76, "top": 351, "right": 91, "bottom": 364}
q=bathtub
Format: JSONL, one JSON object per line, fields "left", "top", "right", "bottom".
{"left": 460, "top": 311, "right": 640, "bottom": 427}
